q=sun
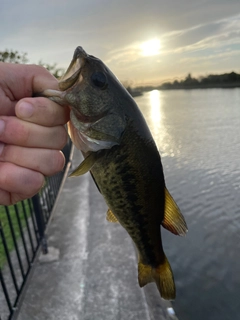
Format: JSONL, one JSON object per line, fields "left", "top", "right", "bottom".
{"left": 140, "top": 39, "right": 161, "bottom": 56}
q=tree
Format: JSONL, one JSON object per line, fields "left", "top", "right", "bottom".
{"left": 0, "top": 49, "right": 28, "bottom": 64}
{"left": 0, "top": 49, "right": 64, "bottom": 79}
{"left": 38, "top": 61, "right": 64, "bottom": 79}
{"left": 182, "top": 73, "right": 199, "bottom": 86}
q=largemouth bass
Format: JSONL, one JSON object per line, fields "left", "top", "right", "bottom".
{"left": 43, "top": 46, "right": 187, "bottom": 300}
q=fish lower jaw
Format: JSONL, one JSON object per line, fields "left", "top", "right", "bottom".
{"left": 42, "top": 89, "right": 66, "bottom": 101}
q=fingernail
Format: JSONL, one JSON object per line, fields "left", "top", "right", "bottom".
{"left": 0, "top": 120, "right": 5, "bottom": 135}
{"left": 0, "top": 142, "right": 4, "bottom": 155}
{"left": 18, "top": 102, "right": 34, "bottom": 118}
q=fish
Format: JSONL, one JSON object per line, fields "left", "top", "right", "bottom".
{"left": 42, "top": 46, "right": 188, "bottom": 300}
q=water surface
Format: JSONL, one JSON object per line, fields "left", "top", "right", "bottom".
{"left": 135, "top": 89, "right": 240, "bottom": 320}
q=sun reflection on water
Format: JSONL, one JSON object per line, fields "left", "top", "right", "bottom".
{"left": 148, "top": 90, "right": 170, "bottom": 156}
{"left": 150, "top": 90, "right": 161, "bottom": 125}
{"left": 135, "top": 90, "right": 174, "bottom": 157}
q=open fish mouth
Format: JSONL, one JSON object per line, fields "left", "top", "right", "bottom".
{"left": 59, "top": 46, "right": 88, "bottom": 91}
{"left": 42, "top": 46, "right": 107, "bottom": 123}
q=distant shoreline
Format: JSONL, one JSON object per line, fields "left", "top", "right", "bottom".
{"left": 158, "top": 82, "right": 240, "bottom": 90}
{"left": 133, "top": 72, "right": 240, "bottom": 92}
{"left": 133, "top": 83, "right": 240, "bottom": 93}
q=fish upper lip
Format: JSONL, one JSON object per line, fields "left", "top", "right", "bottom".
{"left": 73, "top": 46, "right": 88, "bottom": 60}
{"left": 59, "top": 46, "right": 88, "bottom": 91}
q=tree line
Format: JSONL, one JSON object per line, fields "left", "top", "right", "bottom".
{"left": 159, "top": 72, "right": 240, "bottom": 90}
{"left": 0, "top": 49, "right": 64, "bottom": 78}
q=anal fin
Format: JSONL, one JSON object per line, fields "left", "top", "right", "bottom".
{"left": 162, "top": 187, "right": 188, "bottom": 236}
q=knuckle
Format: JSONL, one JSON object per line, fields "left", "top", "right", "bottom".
{"left": 0, "top": 163, "right": 44, "bottom": 205}
{"left": 43, "top": 100, "right": 66, "bottom": 127}
{"left": 19, "top": 124, "right": 30, "bottom": 145}
{"left": 47, "top": 151, "right": 65, "bottom": 176}
{"left": 10, "top": 194, "right": 24, "bottom": 205}
{"left": 56, "top": 151, "right": 66, "bottom": 171}
{"left": 47, "top": 102, "right": 59, "bottom": 126}
{"left": 38, "top": 149, "right": 65, "bottom": 177}
{"left": 0, "top": 191, "right": 12, "bottom": 206}
{"left": 24, "top": 172, "right": 44, "bottom": 196}
{"left": 6, "top": 117, "right": 30, "bottom": 146}
{"left": 31, "top": 97, "right": 63, "bottom": 126}
{"left": 0, "top": 144, "right": 6, "bottom": 160}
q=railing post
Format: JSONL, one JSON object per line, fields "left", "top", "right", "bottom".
{"left": 32, "top": 194, "right": 48, "bottom": 254}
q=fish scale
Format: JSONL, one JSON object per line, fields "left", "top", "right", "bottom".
{"left": 90, "top": 122, "right": 166, "bottom": 267}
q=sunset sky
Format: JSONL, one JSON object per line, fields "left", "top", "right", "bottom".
{"left": 1, "top": 0, "right": 240, "bottom": 85}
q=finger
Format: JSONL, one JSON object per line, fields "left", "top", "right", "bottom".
{"left": 0, "top": 63, "right": 58, "bottom": 116}
{"left": 0, "top": 162, "right": 44, "bottom": 205}
{"left": 0, "top": 63, "right": 58, "bottom": 101}
{"left": 0, "top": 90, "right": 17, "bottom": 116}
{"left": 15, "top": 97, "right": 70, "bottom": 127}
{"left": 0, "top": 189, "right": 33, "bottom": 206}
{"left": 0, "top": 116, "right": 68, "bottom": 149}
{"left": 0, "top": 144, "right": 65, "bottom": 176}
{"left": 0, "top": 189, "right": 12, "bottom": 206}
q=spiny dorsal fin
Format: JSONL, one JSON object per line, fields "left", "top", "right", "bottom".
{"left": 106, "top": 209, "right": 118, "bottom": 223}
{"left": 69, "top": 152, "right": 100, "bottom": 177}
{"left": 162, "top": 187, "right": 188, "bottom": 236}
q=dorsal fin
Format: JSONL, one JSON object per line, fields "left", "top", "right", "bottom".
{"left": 162, "top": 187, "right": 188, "bottom": 236}
{"left": 106, "top": 209, "right": 118, "bottom": 223}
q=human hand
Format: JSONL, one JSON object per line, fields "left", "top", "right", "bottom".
{"left": 0, "top": 62, "right": 70, "bottom": 205}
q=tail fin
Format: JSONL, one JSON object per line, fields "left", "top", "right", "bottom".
{"left": 138, "top": 254, "right": 176, "bottom": 300}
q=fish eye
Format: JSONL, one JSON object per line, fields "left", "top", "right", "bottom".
{"left": 91, "top": 71, "right": 108, "bottom": 89}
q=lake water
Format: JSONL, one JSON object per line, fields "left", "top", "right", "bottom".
{"left": 135, "top": 89, "right": 240, "bottom": 320}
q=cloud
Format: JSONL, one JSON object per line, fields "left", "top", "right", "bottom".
{"left": 160, "top": 13, "right": 240, "bottom": 54}
{"left": 1, "top": 0, "right": 240, "bottom": 83}
{"left": 102, "top": 13, "right": 240, "bottom": 68}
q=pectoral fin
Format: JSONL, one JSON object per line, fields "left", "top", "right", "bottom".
{"left": 162, "top": 187, "right": 188, "bottom": 236}
{"left": 69, "top": 152, "right": 100, "bottom": 177}
{"left": 106, "top": 209, "right": 118, "bottom": 223}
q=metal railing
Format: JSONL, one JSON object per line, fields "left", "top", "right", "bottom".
{"left": 0, "top": 138, "right": 73, "bottom": 320}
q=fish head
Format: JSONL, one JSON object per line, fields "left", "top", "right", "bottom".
{"left": 44, "top": 46, "right": 128, "bottom": 152}
{"left": 59, "top": 46, "right": 109, "bottom": 116}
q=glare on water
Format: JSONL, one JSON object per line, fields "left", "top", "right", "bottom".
{"left": 135, "top": 88, "right": 240, "bottom": 320}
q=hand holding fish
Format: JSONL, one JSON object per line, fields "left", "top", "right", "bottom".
{"left": 0, "top": 63, "right": 69, "bottom": 205}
